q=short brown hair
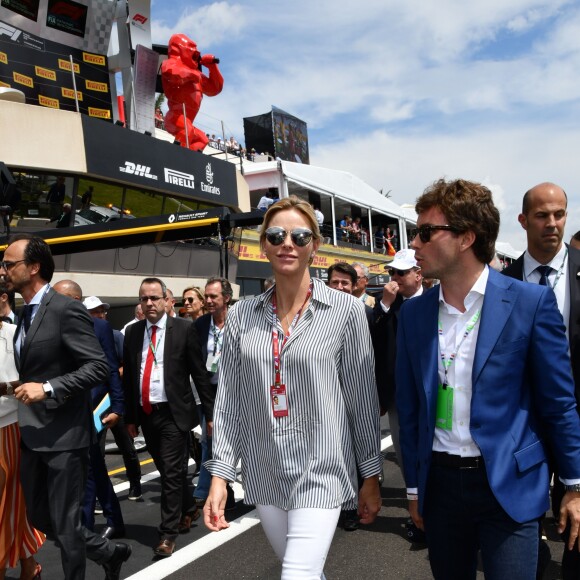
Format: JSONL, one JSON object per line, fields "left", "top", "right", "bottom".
{"left": 259, "top": 196, "right": 321, "bottom": 249}
{"left": 415, "top": 178, "right": 499, "bottom": 264}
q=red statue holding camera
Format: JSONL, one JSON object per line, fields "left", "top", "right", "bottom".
{"left": 161, "top": 34, "right": 224, "bottom": 151}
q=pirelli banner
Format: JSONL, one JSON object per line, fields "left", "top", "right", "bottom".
{"left": 82, "top": 116, "right": 239, "bottom": 207}
{"left": 0, "top": 19, "right": 112, "bottom": 119}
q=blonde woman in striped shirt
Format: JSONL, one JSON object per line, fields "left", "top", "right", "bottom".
{"left": 204, "top": 196, "right": 382, "bottom": 578}
{"left": 0, "top": 321, "right": 44, "bottom": 579}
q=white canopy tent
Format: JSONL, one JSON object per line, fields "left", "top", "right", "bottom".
{"left": 243, "top": 160, "right": 415, "bottom": 249}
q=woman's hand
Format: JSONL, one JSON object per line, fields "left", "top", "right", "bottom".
{"left": 203, "top": 476, "right": 230, "bottom": 531}
{"left": 358, "top": 475, "right": 382, "bottom": 524}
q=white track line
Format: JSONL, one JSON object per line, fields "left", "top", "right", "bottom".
{"left": 122, "top": 434, "right": 393, "bottom": 579}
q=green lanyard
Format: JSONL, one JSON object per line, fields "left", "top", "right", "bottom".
{"left": 438, "top": 309, "right": 481, "bottom": 388}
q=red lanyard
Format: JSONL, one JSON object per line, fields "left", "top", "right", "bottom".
{"left": 271, "top": 281, "right": 313, "bottom": 385}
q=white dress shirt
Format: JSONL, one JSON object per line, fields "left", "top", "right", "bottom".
{"left": 522, "top": 244, "right": 569, "bottom": 341}
{"left": 379, "top": 285, "right": 423, "bottom": 313}
{"left": 432, "top": 267, "right": 488, "bottom": 457}
{"left": 16, "top": 283, "right": 49, "bottom": 356}
{"left": 140, "top": 314, "right": 167, "bottom": 404}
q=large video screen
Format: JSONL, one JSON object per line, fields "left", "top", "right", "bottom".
{"left": 1, "top": 0, "right": 40, "bottom": 21}
{"left": 272, "top": 106, "right": 310, "bottom": 165}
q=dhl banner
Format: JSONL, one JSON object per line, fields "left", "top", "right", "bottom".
{"left": 0, "top": 18, "right": 112, "bottom": 118}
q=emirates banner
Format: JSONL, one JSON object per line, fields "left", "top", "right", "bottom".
{"left": 0, "top": 18, "right": 112, "bottom": 118}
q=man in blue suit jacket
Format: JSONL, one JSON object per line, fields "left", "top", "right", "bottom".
{"left": 395, "top": 178, "right": 580, "bottom": 579}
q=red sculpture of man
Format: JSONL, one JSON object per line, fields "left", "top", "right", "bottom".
{"left": 161, "top": 34, "right": 224, "bottom": 151}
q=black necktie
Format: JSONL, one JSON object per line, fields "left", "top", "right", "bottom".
{"left": 536, "top": 265, "right": 553, "bottom": 286}
{"left": 22, "top": 304, "right": 34, "bottom": 333}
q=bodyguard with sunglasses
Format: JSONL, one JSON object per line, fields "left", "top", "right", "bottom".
{"left": 204, "top": 196, "right": 382, "bottom": 577}
{"left": 396, "top": 178, "right": 580, "bottom": 579}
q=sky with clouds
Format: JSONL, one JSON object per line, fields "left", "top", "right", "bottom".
{"left": 149, "top": 0, "right": 580, "bottom": 250}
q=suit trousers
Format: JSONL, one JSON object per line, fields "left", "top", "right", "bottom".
{"left": 82, "top": 430, "right": 125, "bottom": 530}
{"left": 109, "top": 417, "right": 142, "bottom": 486}
{"left": 140, "top": 404, "right": 194, "bottom": 540}
{"left": 20, "top": 444, "right": 114, "bottom": 580}
{"left": 424, "top": 462, "right": 538, "bottom": 580}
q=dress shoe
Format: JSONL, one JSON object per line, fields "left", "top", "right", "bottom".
{"left": 153, "top": 539, "right": 175, "bottom": 558}
{"left": 128, "top": 482, "right": 142, "bottom": 501}
{"left": 342, "top": 509, "right": 359, "bottom": 531}
{"left": 405, "top": 518, "right": 427, "bottom": 543}
{"left": 177, "top": 508, "right": 200, "bottom": 533}
{"left": 102, "top": 542, "right": 132, "bottom": 580}
{"left": 101, "top": 525, "right": 126, "bottom": 540}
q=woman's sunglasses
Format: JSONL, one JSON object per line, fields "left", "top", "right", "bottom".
{"left": 183, "top": 297, "right": 198, "bottom": 304}
{"left": 265, "top": 227, "right": 313, "bottom": 247}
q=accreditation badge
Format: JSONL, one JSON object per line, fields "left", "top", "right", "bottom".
{"left": 270, "top": 384, "right": 288, "bottom": 418}
{"left": 435, "top": 383, "right": 453, "bottom": 431}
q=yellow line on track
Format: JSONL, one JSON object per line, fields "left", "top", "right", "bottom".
{"left": 108, "top": 457, "right": 154, "bottom": 477}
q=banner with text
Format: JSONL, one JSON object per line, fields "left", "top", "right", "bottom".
{"left": 0, "top": 18, "right": 112, "bottom": 118}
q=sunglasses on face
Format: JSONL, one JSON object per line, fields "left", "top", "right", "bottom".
{"left": 183, "top": 296, "right": 198, "bottom": 304}
{"left": 410, "top": 225, "right": 459, "bottom": 243}
{"left": 265, "top": 227, "right": 313, "bottom": 247}
{"left": 388, "top": 268, "right": 413, "bottom": 277}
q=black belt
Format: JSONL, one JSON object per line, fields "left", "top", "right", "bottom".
{"left": 142, "top": 402, "right": 170, "bottom": 412}
{"left": 432, "top": 451, "right": 483, "bottom": 469}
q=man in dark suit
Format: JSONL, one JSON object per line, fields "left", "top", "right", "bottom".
{"left": 396, "top": 179, "right": 580, "bottom": 579}
{"left": 371, "top": 249, "right": 423, "bottom": 460}
{"left": 503, "top": 181, "right": 580, "bottom": 579}
{"left": 371, "top": 250, "right": 424, "bottom": 542}
{"left": 123, "top": 277, "right": 214, "bottom": 557}
{"left": 193, "top": 276, "right": 234, "bottom": 508}
{"left": 0, "top": 234, "right": 131, "bottom": 580}
{"left": 54, "top": 281, "right": 126, "bottom": 540}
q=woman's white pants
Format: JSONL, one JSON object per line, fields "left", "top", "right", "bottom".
{"left": 256, "top": 504, "right": 342, "bottom": 579}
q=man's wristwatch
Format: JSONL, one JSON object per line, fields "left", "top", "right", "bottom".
{"left": 565, "top": 484, "right": 580, "bottom": 493}
{"left": 42, "top": 383, "right": 53, "bottom": 398}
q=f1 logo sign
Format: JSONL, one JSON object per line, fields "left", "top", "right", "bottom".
{"left": 133, "top": 14, "right": 148, "bottom": 24}
{"left": 0, "top": 23, "right": 22, "bottom": 42}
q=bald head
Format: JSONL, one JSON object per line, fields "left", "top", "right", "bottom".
{"left": 53, "top": 279, "right": 82, "bottom": 301}
{"left": 518, "top": 182, "right": 568, "bottom": 263}
{"left": 522, "top": 182, "right": 567, "bottom": 215}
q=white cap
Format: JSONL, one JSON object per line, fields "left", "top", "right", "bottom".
{"left": 387, "top": 249, "right": 419, "bottom": 271}
{"left": 83, "top": 296, "right": 110, "bottom": 311}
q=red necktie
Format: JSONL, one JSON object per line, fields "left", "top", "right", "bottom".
{"left": 142, "top": 325, "right": 157, "bottom": 414}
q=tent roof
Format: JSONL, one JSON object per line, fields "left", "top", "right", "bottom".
{"left": 243, "top": 160, "right": 406, "bottom": 219}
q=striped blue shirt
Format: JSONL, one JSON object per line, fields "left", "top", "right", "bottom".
{"left": 206, "top": 277, "right": 382, "bottom": 510}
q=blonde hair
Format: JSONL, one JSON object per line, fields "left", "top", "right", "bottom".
{"left": 182, "top": 286, "right": 206, "bottom": 317}
{"left": 259, "top": 196, "right": 321, "bottom": 248}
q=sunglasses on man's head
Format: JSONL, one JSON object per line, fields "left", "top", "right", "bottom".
{"left": 265, "top": 227, "right": 313, "bottom": 247}
{"left": 410, "top": 225, "right": 459, "bottom": 243}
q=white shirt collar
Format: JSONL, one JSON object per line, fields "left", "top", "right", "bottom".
{"left": 439, "top": 265, "right": 489, "bottom": 314}
{"left": 146, "top": 313, "right": 167, "bottom": 330}
{"left": 27, "top": 283, "right": 50, "bottom": 306}
{"left": 523, "top": 244, "right": 567, "bottom": 279}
